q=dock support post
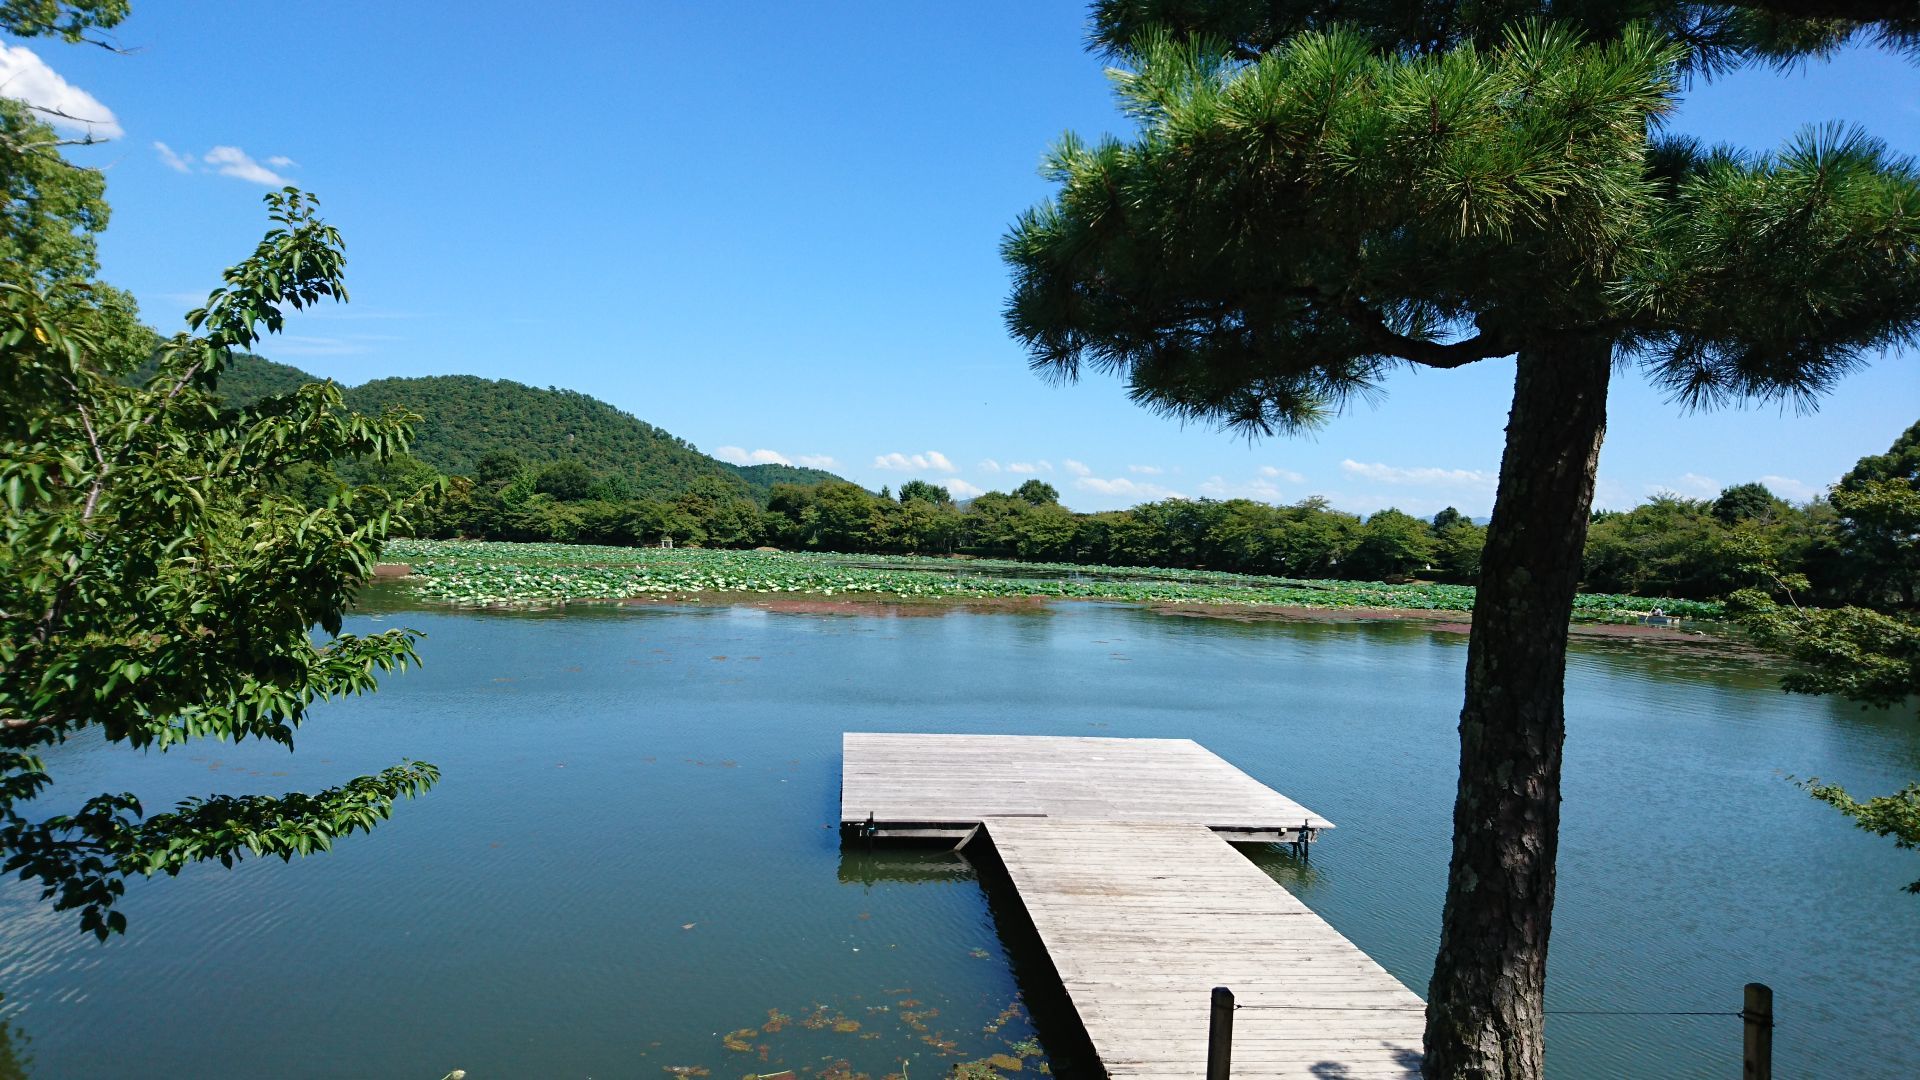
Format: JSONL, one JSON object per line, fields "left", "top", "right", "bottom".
{"left": 1207, "top": 985, "right": 1233, "bottom": 1080}
{"left": 1743, "top": 982, "right": 1772, "bottom": 1080}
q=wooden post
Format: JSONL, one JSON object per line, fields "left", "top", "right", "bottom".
{"left": 1207, "top": 985, "right": 1233, "bottom": 1080}
{"left": 1743, "top": 982, "right": 1772, "bottom": 1080}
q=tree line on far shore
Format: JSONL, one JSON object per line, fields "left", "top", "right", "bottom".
{"left": 318, "top": 422, "right": 1916, "bottom": 610}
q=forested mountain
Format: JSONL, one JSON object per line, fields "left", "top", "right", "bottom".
{"left": 194, "top": 356, "right": 850, "bottom": 499}
{"left": 342, "top": 375, "right": 739, "bottom": 499}
{"left": 731, "top": 462, "right": 848, "bottom": 499}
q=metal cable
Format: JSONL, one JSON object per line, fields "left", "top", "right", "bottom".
{"left": 1233, "top": 1004, "right": 1742, "bottom": 1017}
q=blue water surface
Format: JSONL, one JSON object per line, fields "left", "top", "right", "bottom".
{"left": 1, "top": 598, "right": 1913, "bottom": 1079}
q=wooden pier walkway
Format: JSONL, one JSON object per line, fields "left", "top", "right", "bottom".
{"left": 841, "top": 733, "right": 1424, "bottom": 1079}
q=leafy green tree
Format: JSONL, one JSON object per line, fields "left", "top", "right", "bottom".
{"left": 0, "top": 1, "right": 130, "bottom": 44}
{"left": 1004, "top": 4, "right": 1920, "bottom": 1072}
{"left": 1012, "top": 479, "right": 1059, "bottom": 505}
{"left": 1729, "top": 422, "right": 1919, "bottom": 891}
{"left": 782, "top": 481, "right": 884, "bottom": 552}
{"left": 532, "top": 459, "right": 596, "bottom": 501}
{"left": 1348, "top": 508, "right": 1437, "bottom": 579}
{"left": 1435, "top": 521, "right": 1489, "bottom": 584}
{"left": 1431, "top": 506, "right": 1467, "bottom": 533}
{"left": 1271, "top": 498, "right": 1359, "bottom": 577}
{"left": 2, "top": 191, "right": 438, "bottom": 939}
{"left": 673, "top": 476, "right": 764, "bottom": 547}
{"left": 338, "top": 452, "right": 442, "bottom": 500}
{"left": 1203, "top": 498, "right": 1282, "bottom": 571}
{"left": 1712, "top": 481, "right": 1782, "bottom": 525}
{"left": 897, "top": 479, "right": 954, "bottom": 506}
{"left": 1014, "top": 502, "right": 1081, "bottom": 560}
{"left": 1734, "top": 596, "right": 1920, "bottom": 705}
{"left": 892, "top": 498, "right": 963, "bottom": 554}
{"left": 1833, "top": 419, "right": 1920, "bottom": 606}
{"left": 473, "top": 448, "right": 525, "bottom": 489}
{"left": 1584, "top": 496, "right": 1743, "bottom": 596}
{"left": 1804, "top": 781, "right": 1920, "bottom": 893}
{"left": 1, "top": 98, "right": 110, "bottom": 287}
{"left": 961, "top": 491, "right": 1030, "bottom": 556}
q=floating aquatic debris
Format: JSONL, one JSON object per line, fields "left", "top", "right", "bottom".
{"left": 723, "top": 1029, "right": 758, "bottom": 1053}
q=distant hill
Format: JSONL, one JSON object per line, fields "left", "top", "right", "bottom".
{"left": 198, "top": 355, "right": 854, "bottom": 501}
{"left": 731, "top": 461, "right": 848, "bottom": 498}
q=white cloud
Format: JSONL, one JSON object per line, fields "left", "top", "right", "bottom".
{"left": 1006, "top": 460, "right": 1052, "bottom": 474}
{"left": 204, "top": 145, "right": 290, "bottom": 185}
{"left": 713, "top": 446, "right": 792, "bottom": 466}
{"left": 1258, "top": 465, "right": 1306, "bottom": 483}
{"left": 0, "top": 45, "right": 121, "bottom": 138}
{"left": 1647, "top": 472, "right": 1720, "bottom": 498}
{"left": 1198, "top": 474, "right": 1291, "bottom": 502}
{"left": 948, "top": 478, "right": 986, "bottom": 498}
{"left": 794, "top": 454, "right": 838, "bottom": 469}
{"left": 978, "top": 459, "right": 1002, "bottom": 473}
{"left": 1128, "top": 464, "right": 1165, "bottom": 475}
{"left": 1076, "top": 476, "right": 1185, "bottom": 500}
{"left": 1759, "top": 474, "right": 1821, "bottom": 502}
{"left": 1064, "top": 459, "right": 1092, "bottom": 477}
{"left": 265, "top": 154, "right": 298, "bottom": 168}
{"left": 873, "top": 450, "right": 957, "bottom": 473}
{"left": 153, "top": 141, "right": 193, "bottom": 173}
{"left": 1341, "top": 459, "right": 1495, "bottom": 488}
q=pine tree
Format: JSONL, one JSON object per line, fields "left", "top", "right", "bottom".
{"left": 1004, "top": 4, "right": 1920, "bottom": 1075}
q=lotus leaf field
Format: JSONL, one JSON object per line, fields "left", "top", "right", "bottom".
{"left": 380, "top": 539, "right": 1725, "bottom": 622}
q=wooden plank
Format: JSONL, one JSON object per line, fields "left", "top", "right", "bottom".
{"left": 984, "top": 817, "right": 1423, "bottom": 1079}
{"left": 838, "top": 734, "right": 1418, "bottom": 1077}
{"left": 840, "top": 732, "right": 1334, "bottom": 831}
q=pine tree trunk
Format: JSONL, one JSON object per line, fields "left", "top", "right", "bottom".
{"left": 1422, "top": 337, "right": 1613, "bottom": 1079}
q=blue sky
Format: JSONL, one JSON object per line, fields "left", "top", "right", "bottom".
{"left": 7, "top": 1, "right": 1916, "bottom": 516}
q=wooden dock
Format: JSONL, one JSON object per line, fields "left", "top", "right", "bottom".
{"left": 840, "top": 733, "right": 1424, "bottom": 1079}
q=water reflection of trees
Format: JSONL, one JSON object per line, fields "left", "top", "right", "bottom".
{"left": 0, "top": 1004, "right": 31, "bottom": 1080}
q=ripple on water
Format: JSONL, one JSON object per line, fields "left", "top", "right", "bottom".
{"left": 1, "top": 602, "right": 1913, "bottom": 1078}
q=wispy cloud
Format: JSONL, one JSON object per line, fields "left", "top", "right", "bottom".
{"left": 1006, "top": 460, "right": 1052, "bottom": 474}
{"left": 1759, "top": 474, "right": 1821, "bottom": 502}
{"left": 1648, "top": 472, "right": 1719, "bottom": 498}
{"left": 714, "top": 446, "right": 793, "bottom": 467}
{"left": 153, "top": 141, "right": 193, "bottom": 173}
{"left": 1341, "top": 459, "right": 1495, "bottom": 488}
{"left": 948, "top": 478, "right": 986, "bottom": 498}
{"left": 0, "top": 45, "right": 121, "bottom": 138}
{"left": 1127, "top": 464, "right": 1165, "bottom": 475}
{"left": 1064, "top": 459, "right": 1092, "bottom": 477}
{"left": 978, "top": 459, "right": 1002, "bottom": 473}
{"left": 1258, "top": 465, "right": 1305, "bottom": 483}
{"left": 1199, "top": 475, "right": 1292, "bottom": 502}
{"left": 1077, "top": 476, "right": 1185, "bottom": 500}
{"left": 874, "top": 450, "right": 957, "bottom": 473}
{"left": 155, "top": 141, "right": 301, "bottom": 185}
{"left": 794, "top": 454, "right": 838, "bottom": 469}
{"left": 204, "top": 145, "right": 289, "bottom": 185}
{"left": 268, "top": 334, "right": 402, "bottom": 357}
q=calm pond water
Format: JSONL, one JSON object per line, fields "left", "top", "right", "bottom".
{"left": 1, "top": 596, "right": 1915, "bottom": 1079}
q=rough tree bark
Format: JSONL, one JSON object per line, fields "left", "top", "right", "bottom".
{"left": 1423, "top": 337, "right": 1614, "bottom": 1079}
